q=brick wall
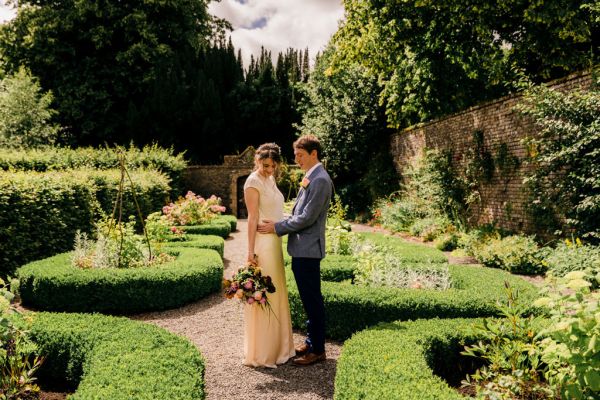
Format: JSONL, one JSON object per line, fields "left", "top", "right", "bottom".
{"left": 183, "top": 148, "right": 255, "bottom": 218}
{"left": 390, "top": 71, "right": 594, "bottom": 233}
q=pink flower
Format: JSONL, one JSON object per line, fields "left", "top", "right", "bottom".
{"left": 247, "top": 297, "right": 255, "bottom": 305}
{"left": 253, "top": 291, "right": 262, "bottom": 300}
{"left": 259, "top": 297, "right": 267, "bottom": 304}
{"left": 170, "top": 226, "right": 178, "bottom": 233}
{"left": 300, "top": 177, "right": 310, "bottom": 188}
{"left": 244, "top": 280, "right": 254, "bottom": 290}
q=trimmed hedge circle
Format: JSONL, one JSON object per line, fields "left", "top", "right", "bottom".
{"left": 179, "top": 221, "right": 231, "bottom": 238}
{"left": 31, "top": 312, "right": 204, "bottom": 400}
{"left": 168, "top": 234, "right": 225, "bottom": 257}
{"left": 287, "top": 263, "right": 539, "bottom": 340}
{"left": 17, "top": 246, "right": 223, "bottom": 313}
{"left": 335, "top": 318, "right": 483, "bottom": 400}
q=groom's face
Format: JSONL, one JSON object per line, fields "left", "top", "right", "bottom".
{"left": 294, "top": 148, "right": 317, "bottom": 172}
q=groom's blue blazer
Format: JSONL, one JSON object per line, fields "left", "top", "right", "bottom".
{"left": 274, "top": 164, "right": 332, "bottom": 259}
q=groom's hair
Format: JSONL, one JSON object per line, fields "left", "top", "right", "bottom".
{"left": 294, "top": 135, "right": 322, "bottom": 159}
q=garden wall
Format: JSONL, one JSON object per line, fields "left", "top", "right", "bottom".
{"left": 390, "top": 70, "right": 593, "bottom": 233}
{"left": 183, "top": 147, "right": 254, "bottom": 218}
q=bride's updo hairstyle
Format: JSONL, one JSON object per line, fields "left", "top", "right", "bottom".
{"left": 254, "top": 142, "right": 282, "bottom": 173}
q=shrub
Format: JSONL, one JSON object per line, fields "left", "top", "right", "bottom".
{"left": 0, "top": 278, "right": 44, "bottom": 398}
{"left": 30, "top": 312, "right": 205, "bottom": 399}
{"left": 288, "top": 263, "right": 539, "bottom": 341}
{"left": 165, "top": 234, "right": 224, "bottom": 258}
{"left": 284, "top": 254, "right": 356, "bottom": 282}
{"left": 358, "top": 233, "right": 448, "bottom": 263}
{"left": 0, "top": 144, "right": 187, "bottom": 196}
{"left": 518, "top": 83, "right": 600, "bottom": 241}
{"left": 435, "top": 232, "right": 460, "bottom": 251}
{"left": 541, "top": 240, "right": 600, "bottom": 286}
{"left": 17, "top": 246, "right": 222, "bottom": 313}
{"left": 162, "top": 192, "right": 226, "bottom": 226}
{"left": 335, "top": 318, "right": 485, "bottom": 400}
{"left": 473, "top": 235, "right": 545, "bottom": 275}
{"left": 534, "top": 270, "right": 600, "bottom": 400}
{"left": 0, "top": 169, "right": 170, "bottom": 277}
{"left": 0, "top": 67, "right": 61, "bottom": 148}
{"left": 179, "top": 221, "right": 231, "bottom": 239}
{"left": 215, "top": 214, "right": 237, "bottom": 231}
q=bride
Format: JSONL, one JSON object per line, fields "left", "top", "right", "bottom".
{"left": 242, "top": 143, "right": 295, "bottom": 367}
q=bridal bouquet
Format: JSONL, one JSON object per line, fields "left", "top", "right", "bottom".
{"left": 223, "top": 261, "right": 276, "bottom": 309}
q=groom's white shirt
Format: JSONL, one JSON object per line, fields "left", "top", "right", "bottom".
{"left": 304, "top": 162, "right": 322, "bottom": 180}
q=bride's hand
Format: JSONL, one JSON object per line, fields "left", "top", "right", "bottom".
{"left": 247, "top": 253, "right": 258, "bottom": 266}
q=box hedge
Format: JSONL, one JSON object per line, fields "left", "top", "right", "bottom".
{"left": 179, "top": 221, "right": 231, "bottom": 239}
{"left": 357, "top": 232, "right": 448, "bottom": 263}
{"left": 215, "top": 214, "right": 237, "bottom": 231}
{"left": 167, "top": 234, "right": 225, "bottom": 257}
{"left": 0, "top": 169, "right": 170, "bottom": 277}
{"left": 30, "top": 312, "right": 205, "bottom": 400}
{"left": 0, "top": 144, "right": 187, "bottom": 196}
{"left": 335, "top": 318, "right": 484, "bottom": 400}
{"left": 17, "top": 246, "right": 223, "bottom": 313}
{"left": 287, "top": 263, "right": 539, "bottom": 340}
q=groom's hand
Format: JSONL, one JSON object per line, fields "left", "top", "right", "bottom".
{"left": 257, "top": 220, "right": 275, "bottom": 234}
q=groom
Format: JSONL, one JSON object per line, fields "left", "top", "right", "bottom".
{"left": 258, "top": 134, "right": 332, "bottom": 366}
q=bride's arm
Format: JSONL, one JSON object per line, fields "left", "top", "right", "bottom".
{"left": 244, "top": 187, "right": 260, "bottom": 264}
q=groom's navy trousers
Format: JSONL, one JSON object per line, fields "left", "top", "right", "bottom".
{"left": 291, "top": 257, "right": 326, "bottom": 354}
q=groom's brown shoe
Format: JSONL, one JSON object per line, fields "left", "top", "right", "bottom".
{"left": 293, "top": 351, "right": 326, "bottom": 366}
{"left": 295, "top": 343, "right": 310, "bottom": 357}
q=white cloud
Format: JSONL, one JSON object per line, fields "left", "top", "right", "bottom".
{"left": 208, "top": 0, "right": 344, "bottom": 67}
{"left": 1, "top": 0, "right": 345, "bottom": 67}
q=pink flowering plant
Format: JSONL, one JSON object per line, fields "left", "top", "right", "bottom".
{"left": 145, "top": 211, "right": 186, "bottom": 243}
{"left": 162, "top": 191, "right": 226, "bottom": 226}
{"left": 222, "top": 260, "right": 276, "bottom": 310}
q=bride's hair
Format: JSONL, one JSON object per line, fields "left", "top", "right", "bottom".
{"left": 253, "top": 143, "right": 282, "bottom": 177}
{"left": 254, "top": 143, "right": 282, "bottom": 164}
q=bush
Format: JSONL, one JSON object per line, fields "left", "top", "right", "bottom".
{"left": 473, "top": 235, "right": 545, "bottom": 275}
{"left": 214, "top": 214, "right": 237, "bottom": 232}
{"left": 17, "top": 246, "right": 222, "bottom": 313}
{"left": 179, "top": 221, "right": 231, "bottom": 239}
{"left": 288, "top": 263, "right": 539, "bottom": 340}
{"left": 166, "top": 234, "right": 224, "bottom": 258}
{"left": 518, "top": 83, "right": 600, "bottom": 241}
{"left": 0, "top": 144, "right": 187, "bottom": 196}
{"left": 434, "top": 232, "right": 460, "bottom": 251}
{"left": 358, "top": 233, "right": 448, "bottom": 263}
{"left": 335, "top": 318, "right": 484, "bottom": 400}
{"left": 0, "top": 169, "right": 170, "bottom": 277}
{"left": 284, "top": 254, "right": 356, "bottom": 282}
{"left": 541, "top": 240, "right": 600, "bottom": 285}
{"left": 30, "top": 312, "right": 205, "bottom": 399}
{"left": 0, "top": 67, "right": 61, "bottom": 148}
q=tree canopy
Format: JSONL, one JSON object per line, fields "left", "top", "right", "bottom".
{"left": 329, "top": 0, "right": 598, "bottom": 128}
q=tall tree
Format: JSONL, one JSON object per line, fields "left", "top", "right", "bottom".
{"left": 330, "top": 0, "right": 598, "bottom": 128}
{"left": 0, "top": 0, "right": 213, "bottom": 145}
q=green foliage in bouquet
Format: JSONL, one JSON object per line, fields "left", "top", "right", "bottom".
{"left": 0, "top": 278, "right": 43, "bottom": 399}
{"left": 534, "top": 271, "right": 600, "bottom": 400}
{"left": 223, "top": 262, "right": 276, "bottom": 308}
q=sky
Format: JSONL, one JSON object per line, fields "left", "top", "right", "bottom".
{"left": 0, "top": 0, "right": 345, "bottom": 67}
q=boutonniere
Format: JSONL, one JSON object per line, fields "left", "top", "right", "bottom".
{"left": 300, "top": 177, "right": 310, "bottom": 188}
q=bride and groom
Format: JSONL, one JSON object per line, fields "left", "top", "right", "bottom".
{"left": 242, "top": 134, "right": 332, "bottom": 368}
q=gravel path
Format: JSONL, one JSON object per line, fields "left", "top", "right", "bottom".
{"left": 133, "top": 220, "right": 342, "bottom": 400}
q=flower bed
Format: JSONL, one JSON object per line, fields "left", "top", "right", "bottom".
{"left": 287, "top": 263, "right": 538, "bottom": 340}
{"left": 17, "top": 246, "right": 223, "bottom": 313}
{"left": 30, "top": 312, "right": 205, "bottom": 400}
{"left": 334, "top": 318, "right": 484, "bottom": 400}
